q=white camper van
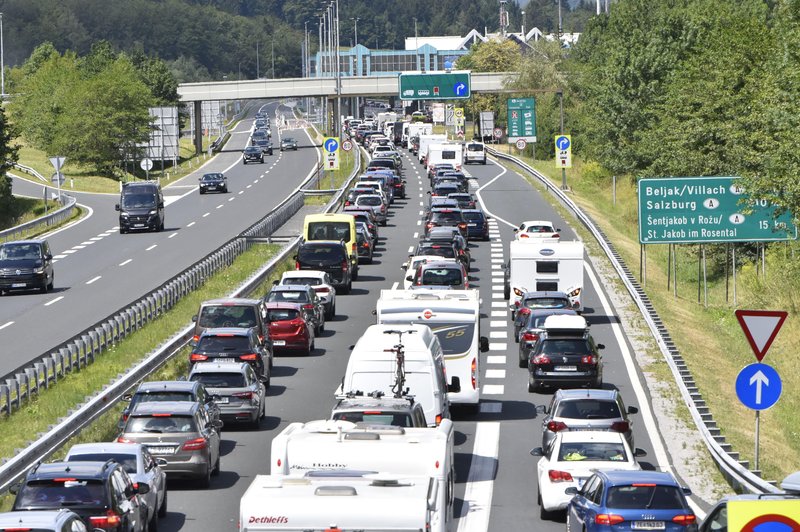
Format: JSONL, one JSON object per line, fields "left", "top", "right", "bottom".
{"left": 239, "top": 472, "right": 437, "bottom": 532}
{"left": 375, "top": 289, "right": 489, "bottom": 410}
{"left": 335, "top": 324, "right": 452, "bottom": 426}
{"left": 407, "top": 122, "right": 434, "bottom": 151}
{"left": 271, "top": 419, "right": 455, "bottom": 532}
{"left": 427, "top": 143, "right": 464, "bottom": 175}
{"left": 504, "top": 240, "right": 585, "bottom": 312}
{"left": 418, "top": 134, "right": 448, "bottom": 164}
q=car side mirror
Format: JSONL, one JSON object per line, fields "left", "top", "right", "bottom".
{"left": 272, "top": 279, "right": 279, "bottom": 285}
{"left": 401, "top": 263, "right": 408, "bottom": 269}
{"left": 535, "top": 404, "right": 547, "bottom": 414}
{"left": 628, "top": 406, "right": 639, "bottom": 414}
{"left": 564, "top": 487, "right": 579, "bottom": 496}
{"left": 406, "top": 276, "right": 413, "bottom": 281}
{"left": 135, "top": 482, "right": 150, "bottom": 495}
{"left": 479, "top": 336, "right": 489, "bottom": 353}
{"left": 123, "top": 393, "right": 132, "bottom": 401}
{"left": 8, "top": 483, "right": 19, "bottom": 495}
{"left": 45, "top": 254, "right": 53, "bottom": 261}
{"left": 115, "top": 204, "right": 121, "bottom": 211}
{"left": 634, "top": 448, "right": 647, "bottom": 457}
{"left": 293, "top": 255, "right": 298, "bottom": 261}
{"left": 530, "top": 447, "right": 544, "bottom": 456}
{"left": 682, "top": 487, "right": 692, "bottom": 496}
{"left": 448, "top": 376, "right": 461, "bottom": 394}
{"left": 596, "top": 344, "right": 605, "bottom": 350}
{"left": 214, "top": 420, "right": 224, "bottom": 430}
{"left": 158, "top": 202, "right": 164, "bottom": 208}
{"left": 191, "top": 315, "right": 198, "bottom": 323}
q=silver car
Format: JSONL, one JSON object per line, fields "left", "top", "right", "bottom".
{"left": 65, "top": 442, "right": 168, "bottom": 529}
{"left": 118, "top": 401, "right": 221, "bottom": 488}
{"left": 189, "top": 362, "right": 266, "bottom": 429}
{"left": 0, "top": 510, "right": 89, "bottom": 531}
{"left": 278, "top": 270, "right": 337, "bottom": 320}
{"left": 353, "top": 194, "right": 388, "bottom": 225}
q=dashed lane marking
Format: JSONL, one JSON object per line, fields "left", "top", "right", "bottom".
{"left": 481, "top": 385, "right": 504, "bottom": 395}
{"left": 119, "top": 259, "right": 132, "bottom": 266}
{"left": 489, "top": 343, "right": 507, "bottom": 351}
{"left": 489, "top": 331, "right": 507, "bottom": 339}
{"left": 486, "top": 355, "right": 506, "bottom": 365}
{"left": 491, "top": 302, "right": 506, "bottom": 308}
{"left": 146, "top": 245, "right": 157, "bottom": 251}
{"left": 187, "top": 222, "right": 196, "bottom": 227}
{"left": 86, "top": 276, "right": 101, "bottom": 285}
{"left": 44, "top": 296, "right": 64, "bottom": 306}
{"left": 168, "top": 233, "right": 178, "bottom": 239}
{"left": 491, "top": 311, "right": 505, "bottom": 318}
{"left": 490, "top": 321, "right": 505, "bottom": 327}
{"left": 485, "top": 369, "right": 506, "bottom": 379}
{"left": 0, "top": 321, "right": 14, "bottom": 331}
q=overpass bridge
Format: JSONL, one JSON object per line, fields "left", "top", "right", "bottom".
{"left": 177, "top": 72, "right": 517, "bottom": 152}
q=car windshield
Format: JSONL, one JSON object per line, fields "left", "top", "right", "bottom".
{"left": 540, "top": 339, "right": 592, "bottom": 355}
{"left": 606, "top": 485, "right": 687, "bottom": 510}
{"left": 332, "top": 412, "right": 414, "bottom": 427}
{"left": 267, "top": 290, "right": 309, "bottom": 303}
{"left": 197, "top": 305, "right": 257, "bottom": 328}
{"left": 15, "top": 479, "right": 106, "bottom": 508}
{"left": 67, "top": 453, "right": 137, "bottom": 474}
{"left": 282, "top": 138, "right": 295, "bottom": 143}
{"left": 245, "top": 147, "right": 260, "bottom": 153}
{"left": 267, "top": 309, "right": 301, "bottom": 321}
{"left": 190, "top": 373, "right": 246, "bottom": 388}
{"left": 121, "top": 193, "right": 156, "bottom": 209}
{"left": 195, "top": 335, "right": 251, "bottom": 352}
{"left": 555, "top": 399, "right": 621, "bottom": 419}
{"left": 557, "top": 442, "right": 628, "bottom": 462}
{"left": 298, "top": 245, "right": 345, "bottom": 263}
{"left": 308, "top": 222, "right": 351, "bottom": 241}
{"left": 358, "top": 196, "right": 382, "bottom": 206}
{"left": 524, "top": 297, "right": 570, "bottom": 309}
{"left": 420, "top": 267, "right": 463, "bottom": 286}
{"left": 126, "top": 415, "right": 197, "bottom": 433}
{"left": 0, "top": 243, "right": 42, "bottom": 260}
{"left": 201, "top": 174, "right": 222, "bottom": 182}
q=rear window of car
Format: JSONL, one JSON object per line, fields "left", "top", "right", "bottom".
{"left": 267, "top": 309, "right": 300, "bottom": 321}
{"left": 190, "top": 373, "right": 246, "bottom": 388}
{"left": 417, "top": 246, "right": 456, "bottom": 259}
{"left": 308, "top": 221, "right": 351, "bottom": 242}
{"left": 555, "top": 399, "right": 621, "bottom": 419}
{"left": 524, "top": 297, "right": 570, "bottom": 309}
{"left": 357, "top": 196, "right": 382, "bottom": 206}
{"left": 282, "top": 277, "right": 322, "bottom": 287}
{"left": 557, "top": 442, "right": 628, "bottom": 462}
{"left": 266, "top": 290, "right": 309, "bottom": 303}
{"left": 67, "top": 453, "right": 137, "bottom": 474}
{"left": 421, "top": 267, "right": 463, "bottom": 286}
{"left": 195, "top": 335, "right": 251, "bottom": 352}
{"left": 606, "top": 485, "right": 686, "bottom": 510}
{"left": 16, "top": 479, "right": 107, "bottom": 508}
{"left": 540, "top": 339, "right": 592, "bottom": 355}
{"left": 463, "top": 211, "right": 484, "bottom": 222}
{"left": 431, "top": 211, "right": 464, "bottom": 223}
{"left": 131, "top": 391, "right": 194, "bottom": 410}
{"left": 526, "top": 225, "right": 555, "bottom": 233}
{"left": 298, "top": 245, "right": 346, "bottom": 262}
{"left": 332, "top": 412, "right": 413, "bottom": 427}
{"left": 198, "top": 305, "right": 257, "bottom": 328}
{"left": 126, "top": 415, "right": 198, "bottom": 433}
{"left": 467, "top": 143, "right": 484, "bottom": 152}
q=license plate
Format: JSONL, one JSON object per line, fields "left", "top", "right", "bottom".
{"left": 216, "top": 358, "right": 235, "bottom": 363}
{"left": 468, "top": 223, "right": 477, "bottom": 227}
{"left": 273, "top": 340, "right": 286, "bottom": 346}
{"left": 148, "top": 446, "right": 175, "bottom": 455}
{"left": 133, "top": 224, "right": 145, "bottom": 228}
{"left": 215, "top": 397, "right": 229, "bottom": 404}
{"left": 555, "top": 365, "right": 577, "bottom": 371}
{"left": 632, "top": 522, "right": 665, "bottom": 530}
{"left": 11, "top": 283, "right": 26, "bottom": 288}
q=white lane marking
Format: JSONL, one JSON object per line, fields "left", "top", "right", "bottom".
{"left": 86, "top": 276, "right": 101, "bottom": 285}
{"left": 491, "top": 311, "right": 505, "bottom": 317}
{"left": 413, "top": 232, "right": 419, "bottom": 239}
{"left": 457, "top": 422, "right": 500, "bottom": 532}
{"left": 407, "top": 246, "right": 414, "bottom": 253}
{"left": 44, "top": 296, "right": 64, "bottom": 306}
{"left": 0, "top": 321, "right": 14, "bottom": 331}
{"left": 216, "top": 204, "right": 224, "bottom": 209}
{"left": 203, "top": 213, "right": 210, "bottom": 217}
{"left": 391, "top": 281, "right": 399, "bottom": 290}
{"left": 54, "top": 255, "right": 67, "bottom": 259}
{"left": 491, "top": 302, "right": 506, "bottom": 308}
{"left": 486, "top": 355, "right": 506, "bottom": 365}
{"left": 246, "top": 185, "right": 252, "bottom": 189}
{"left": 89, "top": 237, "right": 102, "bottom": 241}
{"left": 492, "top": 285, "right": 504, "bottom": 291}
{"left": 228, "top": 197, "right": 235, "bottom": 202}
{"left": 480, "top": 386, "right": 504, "bottom": 396}
{"left": 485, "top": 369, "right": 506, "bottom": 379}
{"left": 419, "top": 210, "right": 424, "bottom": 216}
{"left": 480, "top": 403, "right": 502, "bottom": 414}
{"left": 80, "top": 241, "right": 95, "bottom": 245}
{"left": 187, "top": 221, "right": 196, "bottom": 227}
{"left": 238, "top": 191, "right": 244, "bottom": 195}
{"left": 489, "top": 331, "right": 507, "bottom": 339}
{"left": 491, "top": 271, "right": 504, "bottom": 277}
{"left": 253, "top": 179, "right": 259, "bottom": 184}
{"left": 490, "top": 320, "right": 505, "bottom": 327}
{"left": 490, "top": 258, "right": 504, "bottom": 264}
{"left": 491, "top": 264, "right": 502, "bottom": 270}
{"left": 416, "top": 220, "right": 421, "bottom": 226}
{"left": 490, "top": 252, "right": 504, "bottom": 258}
{"left": 475, "top": 162, "right": 516, "bottom": 229}
{"left": 419, "top": 193, "right": 423, "bottom": 198}
{"left": 119, "top": 259, "right": 132, "bottom": 266}
{"left": 168, "top": 233, "right": 178, "bottom": 239}
{"left": 72, "top": 245, "right": 85, "bottom": 250}
{"left": 146, "top": 245, "right": 157, "bottom": 251}
{"left": 489, "top": 343, "right": 507, "bottom": 351}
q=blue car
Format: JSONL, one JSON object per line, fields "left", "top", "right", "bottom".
{"left": 565, "top": 470, "right": 697, "bottom": 531}
{"left": 462, "top": 209, "right": 490, "bottom": 241}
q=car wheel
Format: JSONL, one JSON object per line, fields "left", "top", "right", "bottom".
{"left": 538, "top": 490, "right": 553, "bottom": 520}
{"left": 120, "top": 227, "right": 127, "bottom": 234}
{"left": 212, "top": 453, "right": 221, "bottom": 476}
{"left": 528, "top": 376, "right": 540, "bottom": 393}
{"left": 40, "top": 280, "right": 49, "bottom": 293}
{"left": 222, "top": 187, "right": 228, "bottom": 193}
{"left": 149, "top": 507, "right": 159, "bottom": 531}
{"left": 199, "top": 463, "right": 212, "bottom": 488}
{"left": 504, "top": 284, "right": 510, "bottom": 300}
{"left": 263, "top": 369, "right": 271, "bottom": 390}
{"left": 519, "top": 352, "right": 527, "bottom": 368}
{"left": 158, "top": 489, "right": 168, "bottom": 518}
{"left": 243, "top": 160, "right": 247, "bottom": 165}
{"left": 159, "top": 219, "right": 165, "bottom": 231}
{"left": 199, "top": 189, "right": 205, "bottom": 194}
{"left": 319, "top": 318, "right": 325, "bottom": 333}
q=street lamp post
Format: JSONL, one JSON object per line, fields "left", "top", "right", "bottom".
{"left": 0, "top": 13, "right": 5, "bottom": 98}
{"left": 414, "top": 17, "right": 419, "bottom": 71}
{"left": 271, "top": 39, "right": 275, "bottom": 79}
{"left": 351, "top": 17, "right": 359, "bottom": 47}
{"left": 256, "top": 41, "right": 260, "bottom": 78}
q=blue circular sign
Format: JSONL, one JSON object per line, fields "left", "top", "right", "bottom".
{"left": 324, "top": 139, "right": 339, "bottom": 153}
{"left": 735, "top": 363, "right": 782, "bottom": 411}
{"left": 556, "top": 135, "right": 571, "bottom": 150}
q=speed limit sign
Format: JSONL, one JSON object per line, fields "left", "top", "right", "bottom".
{"left": 341, "top": 140, "right": 353, "bottom": 152}
{"left": 515, "top": 139, "right": 527, "bottom": 150}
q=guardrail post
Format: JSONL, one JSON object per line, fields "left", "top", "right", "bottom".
{"left": 51, "top": 353, "right": 64, "bottom": 380}
{"left": 35, "top": 362, "right": 48, "bottom": 389}
{"left": 6, "top": 379, "right": 19, "bottom": 412}
{"left": 15, "top": 373, "right": 28, "bottom": 405}
{"left": 27, "top": 368, "right": 39, "bottom": 396}
{"left": 0, "top": 384, "right": 9, "bottom": 415}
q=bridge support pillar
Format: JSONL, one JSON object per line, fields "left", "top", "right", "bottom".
{"left": 193, "top": 100, "right": 203, "bottom": 155}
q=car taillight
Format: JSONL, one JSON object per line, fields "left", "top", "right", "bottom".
{"left": 190, "top": 353, "right": 208, "bottom": 362}
{"left": 610, "top": 421, "right": 630, "bottom": 432}
{"left": 363, "top": 242, "right": 370, "bottom": 248}
{"left": 316, "top": 287, "right": 329, "bottom": 293}
{"left": 458, "top": 223, "right": 466, "bottom": 230}
{"left": 548, "top": 470, "right": 573, "bottom": 482}
{"left": 302, "top": 304, "right": 314, "bottom": 310}
{"left": 513, "top": 288, "right": 524, "bottom": 297}
{"left": 232, "top": 391, "right": 254, "bottom": 399}
{"left": 295, "top": 261, "right": 301, "bottom": 270}
{"left": 192, "top": 335, "right": 200, "bottom": 343}
{"left": 351, "top": 242, "right": 357, "bottom": 253}
{"left": 520, "top": 233, "right": 529, "bottom": 238}
{"left": 341, "top": 261, "right": 348, "bottom": 271}
{"left": 581, "top": 355, "right": 596, "bottom": 364}
{"left": 568, "top": 287, "right": 582, "bottom": 298}
{"left": 344, "top": 200, "right": 352, "bottom": 206}
{"left": 552, "top": 233, "right": 560, "bottom": 238}
{"left": 521, "top": 332, "right": 539, "bottom": 343}
{"left": 182, "top": 438, "right": 208, "bottom": 451}
{"left": 672, "top": 515, "right": 697, "bottom": 526}
{"left": 532, "top": 355, "right": 551, "bottom": 365}
{"left": 240, "top": 353, "right": 258, "bottom": 361}
{"left": 380, "top": 205, "right": 386, "bottom": 212}
{"left": 471, "top": 358, "right": 477, "bottom": 389}
{"left": 596, "top": 514, "right": 624, "bottom": 525}
{"left": 435, "top": 414, "right": 443, "bottom": 425}
{"left": 547, "top": 420, "right": 568, "bottom": 432}
{"left": 117, "top": 437, "right": 133, "bottom": 443}
{"left": 426, "top": 223, "right": 434, "bottom": 229}
{"left": 90, "top": 511, "right": 122, "bottom": 529}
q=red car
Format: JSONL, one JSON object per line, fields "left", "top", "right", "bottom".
{"left": 265, "top": 302, "right": 315, "bottom": 355}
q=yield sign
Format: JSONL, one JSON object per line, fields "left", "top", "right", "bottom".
{"left": 734, "top": 309, "right": 788, "bottom": 362}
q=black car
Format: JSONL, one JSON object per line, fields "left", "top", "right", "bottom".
{"left": 423, "top": 228, "right": 471, "bottom": 271}
{"left": 448, "top": 193, "right": 477, "bottom": 210}
{"left": 190, "top": 328, "right": 271, "bottom": 383}
{"left": 425, "top": 208, "right": 467, "bottom": 237}
{"left": 462, "top": 209, "right": 490, "bottom": 241}
{"left": 280, "top": 137, "right": 298, "bottom": 151}
{"left": 116, "top": 181, "right": 165, "bottom": 233}
{"left": 356, "top": 226, "right": 374, "bottom": 264}
{"left": 11, "top": 460, "right": 149, "bottom": 531}
{"left": 0, "top": 239, "right": 55, "bottom": 294}
{"left": 251, "top": 129, "right": 268, "bottom": 145}
{"left": 242, "top": 146, "right": 264, "bottom": 164}
{"left": 516, "top": 308, "right": 578, "bottom": 366}
{"left": 199, "top": 172, "right": 228, "bottom": 194}
{"left": 294, "top": 240, "right": 352, "bottom": 294}
{"left": 255, "top": 138, "right": 273, "bottom": 155}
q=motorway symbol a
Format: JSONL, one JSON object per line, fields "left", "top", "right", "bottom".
{"left": 556, "top": 135, "right": 571, "bottom": 150}
{"left": 735, "top": 363, "right": 782, "bottom": 411}
{"left": 735, "top": 309, "right": 788, "bottom": 361}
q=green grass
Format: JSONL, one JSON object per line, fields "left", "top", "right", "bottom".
{"left": 493, "top": 144, "right": 800, "bottom": 482}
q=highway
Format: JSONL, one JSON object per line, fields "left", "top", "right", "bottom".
{"left": 148, "top": 143, "right": 684, "bottom": 531}
{"left": 0, "top": 102, "right": 319, "bottom": 377}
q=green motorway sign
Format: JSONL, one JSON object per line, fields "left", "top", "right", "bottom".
{"left": 638, "top": 177, "right": 797, "bottom": 244}
{"left": 507, "top": 98, "right": 537, "bottom": 142}
{"left": 398, "top": 72, "right": 471, "bottom": 100}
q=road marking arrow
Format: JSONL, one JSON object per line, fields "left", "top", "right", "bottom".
{"left": 749, "top": 370, "right": 769, "bottom": 404}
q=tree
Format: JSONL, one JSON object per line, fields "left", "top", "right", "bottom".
{"left": 0, "top": 105, "right": 19, "bottom": 224}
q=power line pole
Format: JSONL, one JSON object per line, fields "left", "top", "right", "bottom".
{"left": 0, "top": 13, "right": 5, "bottom": 98}
{"left": 256, "top": 41, "right": 260, "bottom": 78}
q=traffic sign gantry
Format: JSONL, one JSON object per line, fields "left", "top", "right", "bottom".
{"left": 735, "top": 363, "right": 782, "bottom": 411}
{"left": 735, "top": 309, "right": 788, "bottom": 362}
{"left": 398, "top": 72, "right": 471, "bottom": 101}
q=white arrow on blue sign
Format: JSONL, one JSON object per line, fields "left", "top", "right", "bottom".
{"left": 324, "top": 138, "right": 339, "bottom": 152}
{"left": 556, "top": 135, "right": 571, "bottom": 151}
{"left": 454, "top": 83, "right": 466, "bottom": 96}
{"left": 735, "top": 362, "right": 782, "bottom": 411}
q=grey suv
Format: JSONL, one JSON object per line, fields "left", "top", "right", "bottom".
{"left": 538, "top": 388, "right": 638, "bottom": 450}
{"left": 189, "top": 362, "right": 266, "bottom": 429}
{"left": 118, "top": 380, "right": 221, "bottom": 431}
{"left": 0, "top": 239, "right": 55, "bottom": 294}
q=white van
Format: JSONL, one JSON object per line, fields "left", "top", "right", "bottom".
{"left": 407, "top": 122, "right": 433, "bottom": 151}
{"left": 505, "top": 240, "right": 585, "bottom": 312}
{"left": 464, "top": 141, "right": 487, "bottom": 164}
{"left": 375, "top": 289, "right": 489, "bottom": 410}
{"left": 418, "top": 134, "right": 448, "bottom": 164}
{"left": 271, "top": 419, "right": 455, "bottom": 532}
{"left": 239, "top": 472, "right": 437, "bottom": 532}
{"left": 335, "top": 323, "right": 453, "bottom": 426}
{"left": 427, "top": 143, "right": 464, "bottom": 175}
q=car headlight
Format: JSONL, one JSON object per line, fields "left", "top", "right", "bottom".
{"left": 120, "top": 212, "right": 129, "bottom": 218}
{"left": 149, "top": 210, "right": 157, "bottom": 215}
{"left": 33, "top": 266, "right": 45, "bottom": 274}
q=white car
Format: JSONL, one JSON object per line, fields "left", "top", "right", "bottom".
{"left": 530, "top": 431, "right": 644, "bottom": 519}
{"left": 401, "top": 255, "right": 457, "bottom": 290}
{"left": 279, "top": 270, "right": 337, "bottom": 319}
{"left": 514, "top": 220, "right": 561, "bottom": 241}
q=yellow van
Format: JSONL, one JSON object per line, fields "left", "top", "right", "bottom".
{"left": 303, "top": 213, "right": 359, "bottom": 279}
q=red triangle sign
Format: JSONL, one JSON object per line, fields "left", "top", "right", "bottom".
{"left": 734, "top": 309, "right": 788, "bottom": 362}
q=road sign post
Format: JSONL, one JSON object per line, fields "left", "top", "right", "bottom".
{"left": 49, "top": 156, "right": 66, "bottom": 202}
{"left": 554, "top": 135, "right": 571, "bottom": 190}
{"left": 398, "top": 71, "right": 471, "bottom": 100}
{"left": 322, "top": 137, "right": 340, "bottom": 189}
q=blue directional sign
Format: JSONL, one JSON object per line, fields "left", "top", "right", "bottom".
{"left": 556, "top": 135, "right": 571, "bottom": 151}
{"left": 735, "top": 363, "right": 782, "bottom": 411}
{"left": 454, "top": 82, "right": 467, "bottom": 96}
{"left": 324, "top": 138, "right": 339, "bottom": 153}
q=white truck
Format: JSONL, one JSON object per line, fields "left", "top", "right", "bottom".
{"left": 239, "top": 472, "right": 437, "bottom": 532}
{"left": 406, "top": 122, "right": 433, "bottom": 151}
{"left": 418, "top": 134, "right": 447, "bottom": 164}
{"left": 427, "top": 143, "right": 464, "bottom": 175}
{"left": 271, "top": 419, "right": 455, "bottom": 532}
{"left": 505, "top": 240, "right": 585, "bottom": 312}
{"left": 375, "top": 289, "right": 489, "bottom": 410}
{"left": 376, "top": 111, "right": 398, "bottom": 131}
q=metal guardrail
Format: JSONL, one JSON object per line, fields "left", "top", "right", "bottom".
{"left": 1, "top": 192, "right": 78, "bottom": 244}
{"left": 0, "top": 127, "right": 362, "bottom": 494}
{"left": 486, "top": 147, "right": 779, "bottom": 495}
